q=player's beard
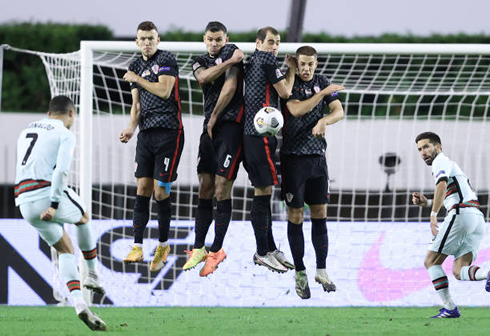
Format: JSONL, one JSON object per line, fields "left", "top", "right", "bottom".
{"left": 424, "top": 151, "right": 438, "bottom": 166}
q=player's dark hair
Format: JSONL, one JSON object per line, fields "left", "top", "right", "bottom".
{"left": 256, "top": 26, "right": 279, "bottom": 42}
{"left": 296, "top": 46, "right": 317, "bottom": 58}
{"left": 205, "top": 21, "right": 227, "bottom": 34}
{"left": 48, "top": 96, "right": 75, "bottom": 115}
{"left": 415, "top": 132, "right": 441, "bottom": 145}
{"left": 137, "top": 21, "right": 158, "bottom": 33}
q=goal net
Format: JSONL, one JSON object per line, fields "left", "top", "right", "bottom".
{"left": 14, "top": 42, "right": 490, "bottom": 306}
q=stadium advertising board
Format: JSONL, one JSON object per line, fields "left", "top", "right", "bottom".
{"left": 2, "top": 219, "right": 490, "bottom": 306}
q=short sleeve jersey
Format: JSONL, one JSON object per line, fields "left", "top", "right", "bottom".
{"left": 243, "top": 49, "right": 285, "bottom": 136}
{"left": 431, "top": 152, "right": 478, "bottom": 211}
{"left": 15, "top": 118, "right": 76, "bottom": 206}
{"left": 281, "top": 74, "right": 340, "bottom": 155}
{"left": 192, "top": 44, "right": 244, "bottom": 130}
{"left": 128, "top": 49, "right": 182, "bottom": 130}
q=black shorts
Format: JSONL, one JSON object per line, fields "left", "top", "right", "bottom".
{"left": 243, "top": 134, "right": 279, "bottom": 187}
{"left": 197, "top": 122, "right": 243, "bottom": 180}
{"left": 135, "top": 128, "right": 184, "bottom": 183}
{"left": 280, "top": 154, "right": 330, "bottom": 208}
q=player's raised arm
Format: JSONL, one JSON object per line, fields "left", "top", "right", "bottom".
{"left": 195, "top": 49, "right": 244, "bottom": 84}
{"left": 312, "top": 100, "right": 345, "bottom": 138}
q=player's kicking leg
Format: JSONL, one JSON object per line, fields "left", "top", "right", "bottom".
{"left": 52, "top": 229, "right": 107, "bottom": 330}
{"left": 73, "top": 211, "right": 105, "bottom": 294}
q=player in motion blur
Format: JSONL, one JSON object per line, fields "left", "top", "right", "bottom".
{"left": 15, "top": 96, "right": 106, "bottom": 331}
{"left": 120, "top": 21, "right": 184, "bottom": 272}
{"left": 182, "top": 21, "right": 245, "bottom": 276}
{"left": 412, "top": 132, "right": 490, "bottom": 318}
{"left": 243, "top": 26, "right": 295, "bottom": 272}
{"left": 281, "top": 46, "right": 344, "bottom": 299}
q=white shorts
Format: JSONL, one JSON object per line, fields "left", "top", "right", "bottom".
{"left": 19, "top": 188, "right": 86, "bottom": 246}
{"left": 430, "top": 208, "right": 485, "bottom": 262}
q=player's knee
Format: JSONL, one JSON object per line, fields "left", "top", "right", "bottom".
{"left": 424, "top": 258, "right": 434, "bottom": 270}
{"left": 76, "top": 212, "right": 90, "bottom": 225}
{"left": 154, "top": 187, "right": 169, "bottom": 201}
{"left": 288, "top": 208, "right": 304, "bottom": 224}
{"left": 214, "top": 180, "right": 232, "bottom": 201}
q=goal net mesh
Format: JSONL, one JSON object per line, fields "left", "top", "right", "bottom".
{"left": 21, "top": 42, "right": 490, "bottom": 305}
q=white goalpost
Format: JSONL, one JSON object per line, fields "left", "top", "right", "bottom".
{"left": 8, "top": 41, "right": 490, "bottom": 306}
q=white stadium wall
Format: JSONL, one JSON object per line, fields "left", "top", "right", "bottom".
{"left": 2, "top": 218, "right": 490, "bottom": 306}
{"left": 2, "top": 113, "right": 489, "bottom": 191}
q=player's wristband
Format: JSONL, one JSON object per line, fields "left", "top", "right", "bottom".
{"left": 426, "top": 199, "right": 433, "bottom": 207}
{"left": 430, "top": 211, "right": 438, "bottom": 217}
{"left": 50, "top": 202, "right": 59, "bottom": 209}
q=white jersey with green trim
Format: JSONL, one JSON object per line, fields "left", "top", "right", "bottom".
{"left": 15, "top": 118, "right": 76, "bottom": 206}
{"left": 431, "top": 152, "right": 478, "bottom": 212}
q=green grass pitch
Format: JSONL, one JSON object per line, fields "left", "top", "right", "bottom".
{"left": 1, "top": 306, "right": 489, "bottom": 335}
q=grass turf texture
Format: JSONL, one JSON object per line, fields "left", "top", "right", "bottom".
{"left": 1, "top": 306, "right": 489, "bottom": 335}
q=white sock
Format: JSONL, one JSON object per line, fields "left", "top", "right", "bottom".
{"left": 159, "top": 241, "right": 168, "bottom": 248}
{"left": 459, "top": 266, "right": 488, "bottom": 281}
{"left": 134, "top": 243, "right": 143, "bottom": 248}
{"left": 428, "top": 265, "right": 456, "bottom": 310}
{"left": 76, "top": 222, "right": 97, "bottom": 272}
{"left": 58, "top": 253, "right": 83, "bottom": 300}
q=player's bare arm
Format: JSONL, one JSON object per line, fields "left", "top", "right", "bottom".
{"left": 195, "top": 49, "right": 244, "bottom": 84}
{"left": 120, "top": 88, "right": 140, "bottom": 143}
{"left": 123, "top": 71, "right": 175, "bottom": 100}
{"left": 287, "top": 85, "right": 345, "bottom": 117}
{"left": 207, "top": 66, "right": 240, "bottom": 138}
{"left": 312, "top": 100, "right": 345, "bottom": 138}
{"left": 430, "top": 180, "right": 447, "bottom": 236}
{"left": 284, "top": 54, "right": 297, "bottom": 93}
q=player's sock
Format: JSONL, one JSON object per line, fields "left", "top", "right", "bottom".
{"left": 133, "top": 195, "right": 151, "bottom": 244}
{"left": 58, "top": 253, "right": 83, "bottom": 300}
{"left": 194, "top": 198, "right": 213, "bottom": 249}
{"left": 267, "top": 206, "right": 277, "bottom": 252}
{"left": 428, "top": 265, "right": 456, "bottom": 310}
{"left": 311, "top": 218, "right": 328, "bottom": 269}
{"left": 287, "top": 221, "right": 305, "bottom": 271}
{"left": 156, "top": 197, "right": 171, "bottom": 243}
{"left": 251, "top": 195, "right": 271, "bottom": 256}
{"left": 76, "top": 222, "right": 97, "bottom": 272}
{"left": 210, "top": 199, "right": 231, "bottom": 253}
{"left": 459, "top": 265, "right": 488, "bottom": 281}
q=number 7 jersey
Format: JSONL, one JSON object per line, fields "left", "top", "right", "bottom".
{"left": 15, "top": 118, "right": 76, "bottom": 206}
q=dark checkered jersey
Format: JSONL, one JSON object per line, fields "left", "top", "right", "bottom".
{"left": 281, "top": 74, "right": 340, "bottom": 155}
{"left": 129, "top": 50, "right": 182, "bottom": 130}
{"left": 243, "top": 49, "right": 285, "bottom": 136}
{"left": 192, "top": 44, "right": 244, "bottom": 130}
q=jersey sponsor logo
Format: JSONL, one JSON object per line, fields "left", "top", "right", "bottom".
{"left": 286, "top": 193, "right": 294, "bottom": 203}
{"left": 313, "top": 85, "right": 320, "bottom": 93}
{"left": 152, "top": 64, "right": 159, "bottom": 74}
{"left": 435, "top": 170, "right": 446, "bottom": 178}
{"left": 159, "top": 66, "right": 171, "bottom": 72}
{"left": 215, "top": 58, "right": 222, "bottom": 65}
{"left": 275, "top": 68, "right": 283, "bottom": 78}
{"left": 305, "top": 88, "right": 312, "bottom": 97}
{"left": 331, "top": 92, "right": 339, "bottom": 97}
{"left": 192, "top": 62, "right": 200, "bottom": 71}
{"left": 141, "top": 70, "right": 151, "bottom": 78}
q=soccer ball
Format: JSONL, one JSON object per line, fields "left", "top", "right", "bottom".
{"left": 253, "top": 106, "right": 284, "bottom": 136}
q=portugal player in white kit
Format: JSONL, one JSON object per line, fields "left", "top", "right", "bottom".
{"left": 412, "top": 131, "right": 490, "bottom": 319}
{"left": 15, "top": 96, "right": 106, "bottom": 331}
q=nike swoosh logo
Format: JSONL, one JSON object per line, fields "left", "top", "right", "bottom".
{"left": 358, "top": 232, "right": 490, "bottom": 302}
